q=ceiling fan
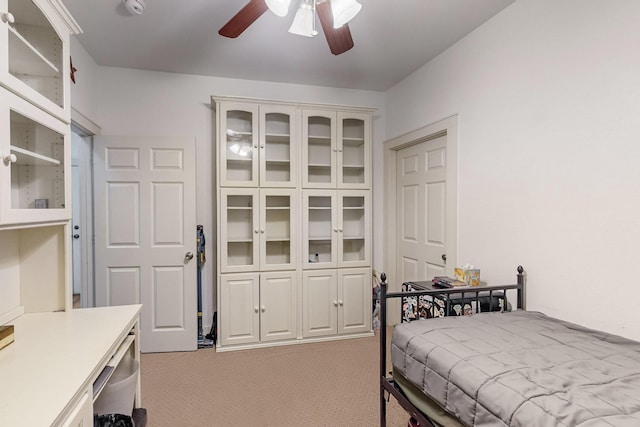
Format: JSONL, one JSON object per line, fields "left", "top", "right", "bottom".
{"left": 218, "top": 0, "right": 361, "bottom": 56}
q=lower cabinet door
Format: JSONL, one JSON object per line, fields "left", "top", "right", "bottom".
{"left": 338, "top": 268, "right": 371, "bottom": 335}
{"left": 58, "top": 387, "right": 93, "bottom": 427}
{"left": 220, "top": 273, "right": 260, "bottom": 346}
{"left": 302, "top": 269, "right": 338, "bottom": 338}
{"left": 260, "top": 271, "right": 297, "bottom": 342}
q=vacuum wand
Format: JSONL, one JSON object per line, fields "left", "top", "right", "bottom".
{"left": 197, "top": 225, "right": 213, "bottom": 348}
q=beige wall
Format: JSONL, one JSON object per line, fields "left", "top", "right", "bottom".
{"left": 385, "top": 0, "right": 640, "bottom": 340}
{"left": 68, "top": 51, "right": 386, "bottom": 327}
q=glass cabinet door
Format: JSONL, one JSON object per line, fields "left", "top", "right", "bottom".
{"left": 0, "top": 90, "right": 69, "bottom": 225}
{"left": 220, "top": 189, "right": 259, "bottom": 272}
{"left": 0, "top": 0, "right": 68, "bottom": 121}
{"left": 260, "top": 105, "right": 296, "bottom": 187}
{"left": 260, "top": 189, "right": 296, "bottom": 270}
{"left": 338, "top": 191, "right": 370, "bottom": 267}
{"left": 219, "top": 103, "right": 258, "bottom": 187}
{"left": 337, "top": 112, "right": 370, "bottom": 189}
{"left": 303, "top": 190, "right": 337, "bottom": 269}
{"left": 302, "top": 109, "right": 336, "bottom": 188}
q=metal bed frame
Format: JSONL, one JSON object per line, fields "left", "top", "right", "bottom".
{"left": 379, "top": 266, "right": 526, "bottom": 427}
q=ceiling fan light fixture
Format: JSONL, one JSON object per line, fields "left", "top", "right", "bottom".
{"left": 331, "top": 0, "right": 361, "bottom": 28}
{"left": 288, "top": 0, "right": 317, "bottom": 37}
{"left": 265, "top": 0, "right": 291, "bottom": 17}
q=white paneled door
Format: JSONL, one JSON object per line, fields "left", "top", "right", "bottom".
{"left": 396, "top": 135, "right": 449, "bottom": 283}
{"left": 94, "top": 136, "right": 197, "bottom": 352}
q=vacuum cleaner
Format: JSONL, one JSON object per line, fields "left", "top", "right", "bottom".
{"left": 197, "top": 225, "right": 214, "bottom": 349}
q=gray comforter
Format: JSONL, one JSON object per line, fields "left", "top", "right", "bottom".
{"left": 391, "top": 311, "right": 640, "bottom": 426}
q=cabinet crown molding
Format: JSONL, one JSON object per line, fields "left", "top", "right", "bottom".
{"left": 211, "top": 95, "right": 376, "bottom": 115}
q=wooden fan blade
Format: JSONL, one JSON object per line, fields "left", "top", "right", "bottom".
{"left": 219, "top": 0, "right": 269, "bottom": 38}
{"left": 316, "top": 1, "right": 354, "bottom": 55}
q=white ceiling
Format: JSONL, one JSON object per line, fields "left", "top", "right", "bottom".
{"left": 60, "top": 0, "right": 515, "bottom": 91}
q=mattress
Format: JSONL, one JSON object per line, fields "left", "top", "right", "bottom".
{"left": 391, "top": 311, "right": 640, "bottom": 426}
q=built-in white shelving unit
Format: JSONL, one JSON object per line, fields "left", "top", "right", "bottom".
{"left": 214, "top": 96, "right": 374, "bottom": 351}
{"left": 0, "top": 3, "right": 142, "bottom": 426}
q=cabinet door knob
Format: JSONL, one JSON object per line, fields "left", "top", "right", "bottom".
{"left": 1, "top": 12, "right": 15, "bottom": 24}
{"left": 254, "top": 229, "right": 259, "bottom": 233}
{"left": 3, "top": 154, "right": 17, "bottom": 165}
{"left": 333, "top": 300, "right": 338, "bottom": 307}
{"left": 254, "top": 306, "right": 259, "bottom": 313}
{"left": 260, "top": 144, "right": 265, "bottom": 149}
{"left": 260, "top": 229, "right": 265, "bottom": 233}
{"left": 261, "top": 306, "right": 266, "bottom": 312}
{"left": 338, "top": 228, "right": 343, "bottom": 233}
{"left": 338, "top": 300, "right": 343, "bottom": 306}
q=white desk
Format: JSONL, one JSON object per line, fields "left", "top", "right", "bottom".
{"left": 0, "top": 305, "right": 142, "bottom": 426}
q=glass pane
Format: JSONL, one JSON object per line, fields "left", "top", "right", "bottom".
{"left": 341, "top": 118, "right": 365, "bottom": 184}
{"left": 308, "top": 196, "right": 332, "bottom": 263}
{"left": 307, "top": 116, "right": 332, "bottom": 183}
{"left": 264, "top": 113, "right": 291, "bottom": 183}
{"left": 8, "top": 0, "right": 64, "bottom": 108}
{"left": 342, "top": 196, "right": 365, "bottom": 262}
{"left": 226, "top": 195, "right": 253, "bottom": 266}
{"left": 225, "top": 110, "right": 253, "bottom": 182}
{"left": 10, "top": 110, "right": 65, "bottom": 210}
{"left": 265, "top": 195, "right": 291, "bottom": 265}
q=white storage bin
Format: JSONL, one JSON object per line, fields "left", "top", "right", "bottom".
{"left": 94, "top": 356, "right": 139, "bottom": 416}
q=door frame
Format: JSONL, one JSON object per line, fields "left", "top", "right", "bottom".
{"left": 71, "top": 107, "right": 101, "bottom": 308}
{"left": 383, "top": 115, "right": 458, "bottom": 322}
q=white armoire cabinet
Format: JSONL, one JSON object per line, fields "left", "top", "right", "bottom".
{"left": 302, "top": 268, "right": 371, "bottom": 338}
{"left": 302, "top": 190, "right": 370, "bottom": 270}
{"left": 219, "top": 101, "right": 297, "bottom": 188}
{"left": 219, "top": 271, "right": 297, "bottom": 346}
{"left": 0, "top": 88, "right": 69, "bottom": 225}
{"left": 220, "top": 188, "right": 297, "bottom": 273}
{"left": 214, "top": 96, "right": 374, "bottom": 351}
{"left": 0, "top": 2, "right": 142, "bottom": 425}
{"left": 302, "top": 109, "right": 371, "bottom": 189}
{"left": 1, "top": 0, "right": 79, "bottom": 317}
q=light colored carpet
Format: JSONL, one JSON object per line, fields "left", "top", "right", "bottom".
{"left": 141, "top": 331, "right": 409, "bottom": 426}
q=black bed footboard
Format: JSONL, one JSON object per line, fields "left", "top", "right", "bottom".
{"left": 379, "top": 266, "right": 526, "bottom": 427}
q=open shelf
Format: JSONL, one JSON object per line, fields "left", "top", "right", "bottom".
{"left": 227, "top": 238, "right": 254, "bottom": 243}
{"left": 11, "top": 145, "right": 60, "bottom": 166}
{"left": 342, "top": 137, "right": 364, "bottom": 146}
{"left": 264, "top": 133, "right": 291, "bottom": 142}
{"left": 265, "top": 159, "right": 291, "bottom": 166}
{"left": 226, "top": 156, "right": 253, "bottom": 163}
{"left": 8, "top": 25, "right": 59, "bottom": 77}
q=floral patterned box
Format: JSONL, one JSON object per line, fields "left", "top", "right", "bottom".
{"left": 454, "top": 267, "right": 480, "bottom": 286}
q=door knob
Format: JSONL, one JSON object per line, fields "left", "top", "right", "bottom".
{"left": 442, "top": 254, "right": 447, "bottom": 262}
{"left": 73, "top": 234, "right": 80, "bottom": 239}
{"left": 184, "top": 251, "right": 194, "bottom": 262}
